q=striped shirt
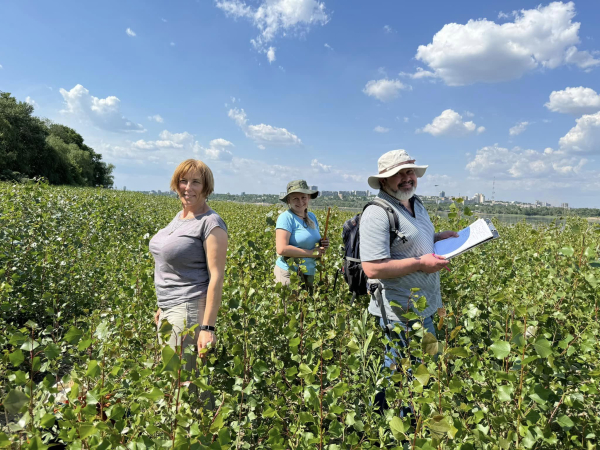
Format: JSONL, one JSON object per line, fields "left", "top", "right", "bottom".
{"left": 359, "top": 190, "right": 442, "bottom": 320}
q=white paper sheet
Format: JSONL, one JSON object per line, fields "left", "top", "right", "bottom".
{"left": 434, "top": 218, "right": 495, "bottom": 259}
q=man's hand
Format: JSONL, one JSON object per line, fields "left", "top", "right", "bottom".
{"left": 319, "top": 238, "right": 330, "bottom": 249}
{"left": 154, "top": 308, "right": 161, "bottom": 326}
{"left": 435, "top": 231, "right": 459, "bottom": 242}
{"left": 419, "top": 254, "right": 450, "bottom": 273}
{"left": 198, "top": 330, "right": 217, "bottom": 358}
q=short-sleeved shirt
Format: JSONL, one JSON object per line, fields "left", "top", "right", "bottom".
{"left": 359, "top": 190, "right": 442, "bottom": 320}
{"left": 275, "top": 210, "right": 321, "bottom": 276}
{"left": 149, "top": 209, "right": 227, "bottom": 309}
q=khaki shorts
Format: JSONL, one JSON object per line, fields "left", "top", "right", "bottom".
{"left": 274, "top": 265, "right": 314, "bottom": 289}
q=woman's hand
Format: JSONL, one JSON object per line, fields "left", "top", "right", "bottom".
{"left": 319, "top": 238, "right": 330, "bottom": 249}
{"left": 434, "top": 231, "right": 459, "bottom": 242}
{"left": 154, "top": 308, "right": 161, "bottom": 326}
{"left": 418, "top": 253, "right": 450, "bottom": 273}
{"left": 197, "top": 330, "right": 217, "bottom": 358}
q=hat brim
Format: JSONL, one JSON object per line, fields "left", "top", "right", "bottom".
{"left": 367, "top": 165, "right": 428, "bottom": 190}
{"left": 279, "top": 189, "right": 319, "bottom": 202}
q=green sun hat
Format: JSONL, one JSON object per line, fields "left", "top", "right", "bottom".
{"left": 279, "top": 180, "right": 319, "bottom": 203}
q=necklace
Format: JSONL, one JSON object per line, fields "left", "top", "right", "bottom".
{"left": 168, "top": 213, "right": 190, "bottom": 235}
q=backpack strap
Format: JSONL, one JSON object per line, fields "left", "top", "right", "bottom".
{"left": 363, "top": 198, "right": 407, "bottom": 245}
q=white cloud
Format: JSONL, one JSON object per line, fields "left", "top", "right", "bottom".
{"left": 25, "top": 96, "right": 39, "bottom": 109}
{"left": 383, "top": 25, "right": 394, "bottom": 34}
{"left": 170, "top": 42, "right": 175, "bottom": 47}
{"left": 400, "top": 67, "right": 437, "bottom": 80}
{"left": 324, "top": 43, "right": 333, "bottom": 50}
{"left": 545, "top": 86, "right": 600, "bottom": 116}
{"left": 558, "top": 111, "right": 600, "bottom": 154}
{"left": 311, "top": 159, "right": 331, "bottom": 173}
{"left": 267, "top": 46, "right": 276, "bottom": 64}
{"left": 161, "top": 18, "right": 168, "bottom": 23}
{"left": 215, "top": 0, "right": 329, "bottom": 60}
{"left": 466, "top": 144, "right": 587, "bottom": 180}
{"left": 59, "top": 84, "right": 145, "bottom": 133}
{"left": 228, "top": 108, "right": 302, "bottom": 147}
{"left": 374, "top": 126, "right": 390, "bottom": 133}
{"left": 417, "top": 109, "right": 482, "bottom": 137}
{"left": 416, "top": 2, "right": 599, "bottom": 86}
{"left": 509, "top": 121, "right": 529, "bottom": 136}
{"left": 126, "top": 28, "right": 136, "bottom": 37}
{"left": 363, "top": 78, "right": 409, "bottom": 102}
{"left": 203, "top": 138, "right": 235, "bottom": 161}
{"left": 0, "top": 64, "right": 3, "bottom": 69}
{"left": 148, "top": 114, "right": 164, "bottom": 123}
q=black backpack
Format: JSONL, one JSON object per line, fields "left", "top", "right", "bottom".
{"left": 342, "top": 197, "right": 420, "bottom": 301}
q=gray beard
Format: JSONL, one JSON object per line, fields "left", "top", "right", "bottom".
{"left": 385, "top": 186, "right": 416, "bottom": 201}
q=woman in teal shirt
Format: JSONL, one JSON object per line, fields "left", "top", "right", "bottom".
{"left": 274, "top": 180, "right": 329, "bottom": 289}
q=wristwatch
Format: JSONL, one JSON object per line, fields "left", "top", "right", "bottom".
{"left": 200, "top": 325, "right": 215, "bottom": 332}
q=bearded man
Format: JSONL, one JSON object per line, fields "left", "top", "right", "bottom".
{"left": 359, "top": 149, "right": 457, "bottom": 411}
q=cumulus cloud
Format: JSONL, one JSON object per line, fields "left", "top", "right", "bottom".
{"left": 126, "top": 28, "right": 136, "bottom": 37}
{"left": 215, "top": 0, "right": 329, "bottom": 60}
{"left": 25, "top": 96, "right": 38, "bottom": 109}
{"left": 415, "top": 2, "right": 599, "bottom": 86}
{"left": 59, "top": 84, "right": 145, "bottom": 133}
{"left": 311, "top": 159, "right": 331, "bottom": 173}
{"left": 509, "top": 121, "right": 529, "bottom": 136}
{"left": 363, "top": 78, "right": 409, "bottom": 102}
{"left": 228, "top": 108, "right": 302, "bottom": 147}
{"left": 558, "top": 111, "right": 600, "bottom": 153}
{"left": 374, "top": 126, "right": 390, "bottom": 133}
{"left": 545, "top": 86, "right": 600, "bottom": 116}
{"left": 148, "top": 114, "right": 164, "bottom": 123}
{"left": 324, "top": 43, "right": 333, "bottom": 50}
{"left": 400, "top": 67, "right": 437, "bottom": 80}
{"left": 466, "top": 144, "right": 587, "bottom": 180}
{"left": 0, "top": 64, "right": 3, "bottom": 69}
{"left": 417, "top": 109, "right": 483, "bottom": 137}
{"left": 267, "top": 46, "right": 276, "bottom": 64}
{"left": 383, "top": 25, "right": 394, "bottom": 34}
{"left": 202, "top": 138, "right": 235, "bottom": 161}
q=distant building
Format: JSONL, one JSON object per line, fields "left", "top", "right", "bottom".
{"left": 354, "top": 190, "right": 368, "bottom": 197}
{"left": 439, "top": 190, "right": 445, "bottom": 197}
{"left": 321, "top": 190, "right": 337, "bottom": 197}
{"left": 241, "top": 192, "right": 246, "bottom": 195}
{"left": 561, "top": 202, "right": 569, "bottom": 209}
{"left": 310, "top": 185, "right": 318, "bottom": 191}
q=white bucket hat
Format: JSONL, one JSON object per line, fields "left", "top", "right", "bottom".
{"left": 367, "top": 149, "right": 428, "bottom": 190}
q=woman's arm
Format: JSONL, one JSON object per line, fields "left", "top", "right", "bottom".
{"left": 198, "top": 226, "right": 228, "bottom": 356}
{"left": 276, "top": 229, "right": 325, "bottom": 258}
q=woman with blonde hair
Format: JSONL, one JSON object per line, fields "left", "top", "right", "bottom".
{"left": 150, "top": 159, "right": 228, "bottom": 379}
{"left": 275, "top": 180, "right": 329, "bottom": 290}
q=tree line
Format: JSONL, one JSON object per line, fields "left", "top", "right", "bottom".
{"left": 0, "top": 91, "right": 114, "bottom": 187}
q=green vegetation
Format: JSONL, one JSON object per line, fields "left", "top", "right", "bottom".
{"left": 1, "top": 181, "right": 599, "bottom": 449}
{"left": 0, "top": 92, "right": 114, "bottom": 187}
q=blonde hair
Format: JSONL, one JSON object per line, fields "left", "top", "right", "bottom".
{"left": 286, "top": 199, "right": 316, "bottom": 229}
{"left": 170, "top": 159, "right": 214, "bottom": 202}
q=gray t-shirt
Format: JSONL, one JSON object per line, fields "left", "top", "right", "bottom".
{"left": 359, "top": 190, "right": 442, "bottom": 320}
{"left": 149, "top": 209, "right": 227, "bottom": 309}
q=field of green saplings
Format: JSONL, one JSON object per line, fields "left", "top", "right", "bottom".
{"left": 1, "top": 179, "right": 599, "bottom": 450}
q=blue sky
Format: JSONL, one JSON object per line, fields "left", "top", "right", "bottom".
{"left": 2, "top": 0, "right": 600, "bottom": 207}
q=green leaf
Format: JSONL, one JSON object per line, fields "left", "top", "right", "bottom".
{"left": 253, "top": 360, "right": 269, "bottom": 375}
{"left": 326, "top": 365, "right": 341, "bottom": 381}
{"left": 141, "top": 387, "right": 164, "bottom": 401}
{"left": 389, "top": 416, "right": 407, "bottom": 438}
{"left": 422, "top": 332, "right": 438, "bottom": 356}
{"left": 490, "top": 341, "right": 511, "bottom": 359}
{"left": 20, "top": 339, "right": 39, "bottom": 352}
{"left": 0, "top": 432, "right": 11, "bottom": 448}
{"left": 559, "top": 246, "right": 574, "bottom": 257}
{"left": 322, "top": 349, "right": 334, "bottom": 360}
{"left": 556, "top": 414, "right": 574, "bottom": 430}
{"left": 497, "top": 385, "right": 514, "bottom": 402}
{"left": 159, "top": 345, "right": 180, "bottom": 374}
{"left": 9, "top": 349, "right": 24, "bottom": 367}
{"left": 64, "top": 326, "right": 83, "bottom": 345}
{"left": 44, "top": 343, "right": 61, "bottom": 360}
{"left": 533, "top": 338, "right": 552, "bottom": 358}
{"left": 85, "top": 360, "right": 101, "bottom": 378}
{"left": 209, "top": 413, "right": 224, "bottom": 434}
{"left": 414, "top": 364, "right": 430, "bottom": 386}
{"left": 3, "top": 390, "right": 28, "bottom": 414}
{"left": 40, "top": 413, "right": 56, "bottom": 428}
{"left": 585, "top": 273, "right": 597, "bottom": 288}
{"left": 79, "top": 424, "right": 98, "bottom": 439}
{"left": 448, "top": 347, "right": 469, "bottom": 357}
